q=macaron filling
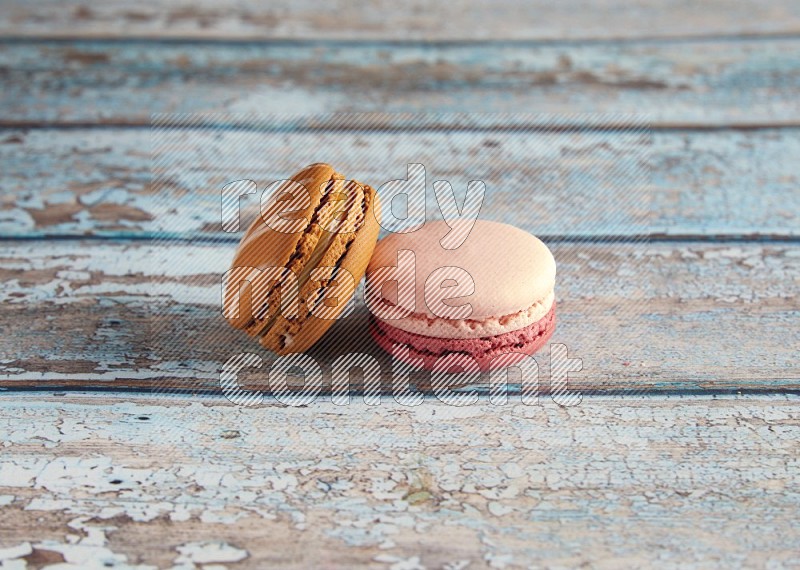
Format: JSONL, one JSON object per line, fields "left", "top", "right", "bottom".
{"left": 383, "top": 290, "right": 555, "bottom": 339}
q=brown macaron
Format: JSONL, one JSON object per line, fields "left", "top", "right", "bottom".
{"left": 224, "top": 163, "right": 381, "bottom": 354}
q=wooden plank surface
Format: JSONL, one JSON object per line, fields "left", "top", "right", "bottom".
{"left": 3, "top": 0, "right": 799, "bottom": 565}
{"left": 2, "top": 0, "right": 800, "bottom": 41}
{"left": 2, "top": 127, "right": 799, "bottom": 239}
{"left": 1, "top": 38, "right": 800, "bottom": 127}
{"left": 0, "top": 393, "right": 798, "bottom": 568}
{"left": 1, "top": 240, "right": 797, "bottom": 392}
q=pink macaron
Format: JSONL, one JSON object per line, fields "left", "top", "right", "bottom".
{"left": 366, "top": 220, "right": 556, "bottom": 372}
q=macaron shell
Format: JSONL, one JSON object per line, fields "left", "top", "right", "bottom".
{"left": 367, "top": 220, "right": 556, "bottom": 321}
{"left": 370, "top": 302, "right": 556, "bottom": 372}
{"left": 262, "top": 184, "right": 381, "bottom": 354}
{"left": 225, "top": 163, "right": 381, "bottom": 355}
{"left": 225, "top": 163, "right": 336, "bottom": 331}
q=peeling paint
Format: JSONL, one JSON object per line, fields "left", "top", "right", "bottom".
{"left": 0, "top": 395, "right": 798, "bottom": 567}
{"left": 174, "top": 542, "right": 248, "bottom": 565}
{"left": 1, "top": 241, "right": 798, "bottom": 393}
{"left": 2, "top": 128, "right": 800, "bottom": 238}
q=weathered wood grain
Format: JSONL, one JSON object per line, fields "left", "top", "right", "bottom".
{"left": 1, "top": 240, "right": 797, "bottom": 392}
{"left": 0, "top": 393, "right": 798, "bottom": 568}
{"left": 2, "top": 127, "right": 799, "bottom": 238}
{"left": 2, "top": 38, "right": 800, "bottom": 126}
{"left": 2, "top": 0, "right": 800, "bottom": 41}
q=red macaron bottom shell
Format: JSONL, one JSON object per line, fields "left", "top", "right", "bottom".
{"left": 370, "top": 303, "right": 556, "bottom": 372}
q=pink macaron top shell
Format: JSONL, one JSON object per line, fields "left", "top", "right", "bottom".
{"left": 366, "top": 220, "right": 556, "bottom": 333}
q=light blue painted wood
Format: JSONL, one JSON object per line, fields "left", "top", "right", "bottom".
{"left": 0, "top": 240, "right": 797, "bottom": 392}
{"left": 3, "top": 0, "right": 800, "bottom": 41}
{"left": 1, "top": 393, "right": 798, "bottom": 566}
{"left": 1, "top": 127, "right": 798, "bottom": 238}
{"left": 0, "top": 38, "right": 799, "bottom": 126}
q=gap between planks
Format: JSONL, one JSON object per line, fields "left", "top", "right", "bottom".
{"left": 1, "top": 234, "right": 800, "bottom": 244}
{"left": 7, "top": 121, "right": 800, "bottom": 132}
{"left": 2, "top": 0, "right": 800, "bottom": 42}
{"left": 3, "top": 32, "right": 800, "bottom": 46}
